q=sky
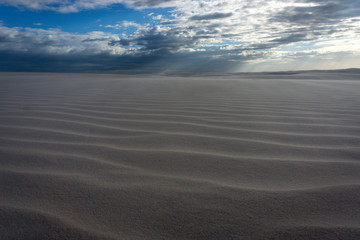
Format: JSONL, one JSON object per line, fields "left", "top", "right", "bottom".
{"left": 0, "top": 0, "right": 359, "bottom": 73}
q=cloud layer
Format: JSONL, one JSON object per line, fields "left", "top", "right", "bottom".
{"left": 0, "top": 0, "right": 359, "bottom": 73}
{"left": 0, "top": 0, "right": 181, "bottom": 12}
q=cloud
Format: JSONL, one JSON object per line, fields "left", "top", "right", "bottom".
{"left": 0, "top": 0, "right": 360, "bottom": 72}
{"left": 189, "top": 12, "right": 233, "bottom": 21}
{"left": 104, "top": 21, "right": 142, "bottom": 29}
{"left": 0, "top": 22, "right": 246, "bottom": 73}
{"left": 0, "top": 24, "right": 123, "bottom": 55}
{"left": 0, "top": 0, "right": 182, "bottom": 13}
{"left": 152, "top": 15, "right": 163, "bottom": 20}
{"left": 110, "top": 26, "right": 207, "bottom": 54}
{"left": 271, "top": 0, "right": 359, "bottom": 25}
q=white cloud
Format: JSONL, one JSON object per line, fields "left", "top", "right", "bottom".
{"left": 0, "top": 23, "right": 124, "bottom": 55}
{"left": 104, "top": 21, "right": 141, "bottom": 29}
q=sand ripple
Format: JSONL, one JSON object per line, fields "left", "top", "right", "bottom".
{"left": 1, "top": 72, "right": 360, "bottom": 239}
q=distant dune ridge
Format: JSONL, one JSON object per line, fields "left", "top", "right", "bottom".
{"left": 0, "top": 71, "right": 360, "bottom": 240}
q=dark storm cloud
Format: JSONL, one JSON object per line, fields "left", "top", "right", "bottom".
{"left": 0, "top": 47, "right": 243, "bottom": 74}
{"left": 0, "top": 23, "right": 240, "bottom": 73}
{"left": 110, "top": 26, "right": 212, "bottom": 55}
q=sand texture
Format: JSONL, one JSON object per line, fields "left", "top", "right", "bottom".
{"left": 0, "top": 72, "right": 360, "bottom": 240}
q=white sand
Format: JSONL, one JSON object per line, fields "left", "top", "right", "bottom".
{"left": 0, "top": 71, "right": 360, "bottom": 239}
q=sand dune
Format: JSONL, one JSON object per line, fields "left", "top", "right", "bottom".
{"left": 1, "top": 72, "right": 360, "bottom": 239}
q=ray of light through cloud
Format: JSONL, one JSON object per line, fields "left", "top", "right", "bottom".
{"left": 0, "top": 0, "right": 359, "bottom": 73}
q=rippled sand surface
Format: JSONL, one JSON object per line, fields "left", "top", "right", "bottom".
{"left": 1, "top": 72, "right": 360, "bottom": 239}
